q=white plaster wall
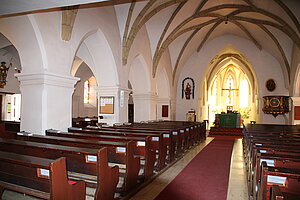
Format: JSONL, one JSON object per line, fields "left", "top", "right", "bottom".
{"left": 176, "top": 34, "right": 288, "bottom": 124}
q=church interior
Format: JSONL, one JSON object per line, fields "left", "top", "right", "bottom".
{"left": 0, "top": 0, "right": 300, "bottom": 199}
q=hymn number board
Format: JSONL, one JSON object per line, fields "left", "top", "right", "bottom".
{"left": 99, "top": 96, "right": 114, "bottom": 114}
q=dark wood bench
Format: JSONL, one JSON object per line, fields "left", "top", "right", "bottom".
{"left": 69, "top": 127, "right": 170, "bottom": 169}
{"left": 98, "top": 126, "right": 179, "bottom": 160}
{"left": 259, "top": 162, "right": 300, "bottom": 200}
{"left": 0, "top": 137, "right": 119, "bottom": 200}
{"left": 11, "top": 132, "right": 140, "bottom": 193}
{"left": 46, "top": 129, "right": 156, "bottom": 179}
{"left": 0, "top": 151, "right": 85, "bottom": 200}
{"left": 270, "top": 185, "right": 300, "bottom": 200}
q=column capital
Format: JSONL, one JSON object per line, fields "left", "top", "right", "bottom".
{"left": 15, "top": 72, "right": 79, "bottom": 88}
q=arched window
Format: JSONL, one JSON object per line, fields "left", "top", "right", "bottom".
{"left": 239, "top": 77, "right": 249, "bottom": 108}
{"left": 84, "top": 80, "right": 90, "bottom": 104}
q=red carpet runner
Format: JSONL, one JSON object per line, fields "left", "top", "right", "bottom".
{"left": 154, "top": 139, "right": 235, "bottom": 200}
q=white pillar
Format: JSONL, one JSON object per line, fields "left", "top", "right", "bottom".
{"left": 97, "top": 86, "right": 131, "bottom": 125}
{"left": 133, "top": 93, "right": 157, "bottom": 122}
{"left": 16, "top": 72, "right": 79, "bottom": 134}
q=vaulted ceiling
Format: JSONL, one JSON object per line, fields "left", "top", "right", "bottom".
{"left": 122, "top": 0, "right": 300, "bottom": 84}
{"left": 0, "top": 0, "right": 299, "bottom": 87}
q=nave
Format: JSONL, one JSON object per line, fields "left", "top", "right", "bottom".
{"left": 1, "top": 136, "right": 249, "bottom": 200}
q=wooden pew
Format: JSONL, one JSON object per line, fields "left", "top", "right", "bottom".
{"left": 0, "top": 151, "right": 85, "bottom": 200}
{"left": 46, "top": 129, "right": 156, "bottom": 180}
{"left": 258, "top": 162, "right": 300, "bottom": 200}
{"left": 270, "top": 185, "right": 300, "bottom": 200}
{"left": 98, "top": 126, "right": 180, "bottom": 160}
{"left": 117, "top": 123, "right": 191, "bottom": 150}
{"left": 69, "top": 127, "right": 170, "bottom": 169}
{"left": 8, "top": 132, "right": 140, "bottom": 194}
{"left": 242, "top": 124, "right": 300, "bottom": 200}
{"left": 252, "top": 153, "right": 300, "bottom": 199}
{"left": 0, "top": 137, "right": 118, "bottom": 200}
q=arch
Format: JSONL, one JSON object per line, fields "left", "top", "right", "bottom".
{"left": 72, "top": 29, "right": 119, "bottom": 87}
{"left": 199, "top": 45, "right": 259, "bottom": 124}
{"left": 128, "top": 54, "right": 151, "bottom": 94}
{"left": 0, "top": 16, "right": 45, "bottom": 73}
{"left": 72, "top": 61, "right": 98, "bottom": 118}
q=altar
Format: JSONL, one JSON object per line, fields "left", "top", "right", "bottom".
{"left": 215, "top": 113, "right": 241, "bottom": 128}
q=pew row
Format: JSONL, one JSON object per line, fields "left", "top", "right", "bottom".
{"left": 0, "top": 137, "right": 118, "bottom": 200}
{"left": 46, "top": 129, "right": 156, "bottom": 179}
{"left": 0, "top": 151, "right": 85, "bottom": 200}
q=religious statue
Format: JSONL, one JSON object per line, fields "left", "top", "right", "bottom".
{"left": 182, "top": 77, "right": 194, "bottom": 99}
{"left": 185, "top": 82, "right": 192, "bottom": 99}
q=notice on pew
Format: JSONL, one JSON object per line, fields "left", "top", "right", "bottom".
{"left": 17, "top": 132, "right": 33, "bottom": 136}
{"left": 117, "top": 147, "right": 126, "bottom": 153}
{"left": 152, "top": 137, "right": 159, "bottom": 141}
{"left": 172, "top": 131, "right": 178, "bottom": 135}
{"left": 86, "top": 155, "right": 97, "bottom": 163}
{"left": 260, "top": 159, "right": 275, "bottom": 166}
{"left": 267, "top": 175, "right": 286, "bottom": 186}
{"left": 137, "top": 141, "right": 146, "bottom": 146}
{"left": 37, "top": 168, "right": 50, "bottom": 179}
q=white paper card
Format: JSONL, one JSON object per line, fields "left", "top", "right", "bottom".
{"left": 137, "top": 141, "right": 146, "bottom": 146}
{"left": 172, "top": 131, "right": 178, "bottom": 135}
{"left": 260, "top": 159, "right": 274, "bottom": 166}
{"left": 87, "top": 155, "right": 97, "bottom": 162}
{"left": 152, "top": 137, "right": 159, "bottom": 141}
{"left": 40, "top": 169, "right": 50, "bottom": 177}
{"left": 163, "top": 134, "right": 170, "bottom": 138}
{"left": 180, "top": 130, "right": 185, "bottom": 133}
{"left": 259, "top": 150, "right": 267, "bottom": 153}
{"left": 267, "top": 175, "right": 286, "bottom": 185}
{"left": 117, "top": 147, "right": 126, "bottom": 153}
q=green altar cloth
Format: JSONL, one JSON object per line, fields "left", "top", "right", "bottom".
{"left": 216, "top": 114, "right": 241, "bottom": 128}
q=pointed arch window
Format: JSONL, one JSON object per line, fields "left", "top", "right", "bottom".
{"left": 84, "top": 80, "right": 90, "bottom": 104}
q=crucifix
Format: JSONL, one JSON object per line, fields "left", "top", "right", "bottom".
{"left": 222, "top": 82, "right": 239, "bottom": 105}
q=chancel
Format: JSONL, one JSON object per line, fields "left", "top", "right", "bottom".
{"left": 0, "top": 0, "right": 300, "bottom": 200}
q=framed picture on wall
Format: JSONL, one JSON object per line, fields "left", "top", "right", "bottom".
{"left": 99, "top": 96, "right": 114, "bottom": 114}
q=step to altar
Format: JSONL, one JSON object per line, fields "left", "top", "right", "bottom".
{"left": 209, "top": 127, "right": 243, "bottom": 136}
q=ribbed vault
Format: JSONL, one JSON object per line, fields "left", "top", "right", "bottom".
{"left": 122, "top": 0, "right": 300, "bottom": 87}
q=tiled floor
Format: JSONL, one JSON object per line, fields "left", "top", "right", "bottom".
{"left": 2, "top": 137, "right": 249, "bottom": 200}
